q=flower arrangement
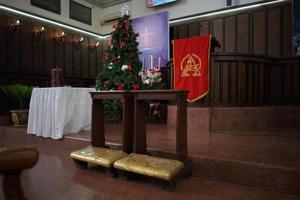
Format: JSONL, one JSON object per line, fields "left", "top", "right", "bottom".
{"left": 138, "top": 67, "right": 162, "bottom": 89}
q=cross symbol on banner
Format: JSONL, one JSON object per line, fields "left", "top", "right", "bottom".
{"left": 140, "top": 27, "right": 153, "bottom": 45}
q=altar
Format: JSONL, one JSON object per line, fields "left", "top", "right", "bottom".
{"left": 27, "top": 87, "right": 96, "bottom": 139}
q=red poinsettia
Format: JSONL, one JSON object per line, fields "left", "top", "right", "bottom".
{"left": 117, "top": 83, "right": 124, "bottom": 90}
{"left": 131, "top": 83, "right": 140, "bottom": 90}
{"left": 119, "top": 41, "right": 125, "bottom": 48}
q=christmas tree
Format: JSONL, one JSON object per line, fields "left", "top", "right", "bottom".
{"left": 95, "top": 12, "right": 142, "bottom": 91}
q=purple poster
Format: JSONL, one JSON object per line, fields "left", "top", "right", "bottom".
{"left": 131, "top": 12, "right": 169, "bottom": 69}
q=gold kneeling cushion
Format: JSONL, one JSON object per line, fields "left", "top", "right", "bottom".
{"left": 114, "top": 153, "right": 184, "bottom": 181}
{"left": 70, "top": 146, "right": 127, "bottom": 168}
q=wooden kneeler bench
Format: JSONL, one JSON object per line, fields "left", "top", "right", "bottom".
{"left": 70, "top": 146, "right": 127, "bottom": 176}
{"left": 114, "top": 153, "right": 184, "bottom": 191}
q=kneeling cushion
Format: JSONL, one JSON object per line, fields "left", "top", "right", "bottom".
{"left": 70, "top": 146, "right": 127, "bottom": 168}
{"left": 113, "top": 153, "right": 184, "bottom": 181}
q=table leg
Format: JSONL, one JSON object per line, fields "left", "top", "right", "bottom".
{"left": 176, "top": 95, "right": 187, "bottom": 161}
{"left": 91, "top": 99, "right": 105, "bottom": 147}
{"left": 122, "top": 95, "right": 134, "bottom": 153}
{"left": 134, "top": 100, "right": 146, "bottom": 154}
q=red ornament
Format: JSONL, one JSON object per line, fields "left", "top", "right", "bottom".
{"left": 103, "top": 53, "right": 108, "bottom": 61}
{"left": 119, "top": 41, "right": 125, "bottom": 48}
{"left": 112, "top": 56, "right": 117, "bottom": 62}
{"left": 132, "top": 83, "right": 140, "bottom": 90}
{"left": 127, "top": 64, "right": 132, "bottom": 71}
{"left": 112, "top": 23, "right": 118, "bottom": 29}
{"left": 107, "top": 37, "right": 112, "bottom": 46}
{"left": 117, "top": 83, "right": 124, "bottom": 90}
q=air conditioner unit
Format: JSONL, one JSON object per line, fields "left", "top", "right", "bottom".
{"left": 101, "top": 12, "right": 121, "bottom": 25}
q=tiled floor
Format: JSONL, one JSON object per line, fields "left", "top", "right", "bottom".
{"left": 1, "top": 126, "right": 300, "bottom": 199}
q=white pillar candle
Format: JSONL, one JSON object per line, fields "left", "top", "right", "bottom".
{"left": 150, "top": 55, "right": 153, "bottom": 69}
{"left": 158, "top": 57, "right": 161, "bottom": 70}
{"left": 142, "top": 57, "right": 145, "bottom": 70}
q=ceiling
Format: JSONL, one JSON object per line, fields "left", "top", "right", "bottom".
{"left": 84, "top": 0, "right": 130, "bottom": 8}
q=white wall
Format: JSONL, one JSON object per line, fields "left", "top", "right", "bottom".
{"left": 101, "top": 0, "right": 263, "bottom": 34}
{"left": 0, "top": 0, "right": 263, "bottom": 35}
{"left": 0, "top": 0, "right": 102, "bottom": 34}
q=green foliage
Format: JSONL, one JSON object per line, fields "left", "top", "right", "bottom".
{"left": 0, "top": 84, "right": 34, "bottom": 109}
{"left": 95, "top": 15, "right": 144, "bottom": 118}
{"left": 95, "top": 15, "right": 142, "bottom": 91}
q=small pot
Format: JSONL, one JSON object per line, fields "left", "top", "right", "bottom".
{"left": 10, "top": 109, "right": 29, "bottom": 126}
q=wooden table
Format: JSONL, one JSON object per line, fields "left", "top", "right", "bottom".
{"left": 90, "top": 91, "right": 134, "bottom": 153}
{"left": 90, "top": 90, "right": 188, "bottom": 161}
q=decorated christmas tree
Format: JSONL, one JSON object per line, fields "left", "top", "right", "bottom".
{"left": 95, "top": 6, "right": 142, "bottom": 91}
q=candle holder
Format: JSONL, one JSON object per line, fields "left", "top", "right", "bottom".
{"left": 9, "top": 19, "right": 20, "bottom": 34}
{"left": 56, "top": 31, "right": 66, "bottom": 45}
{"left": 89, "top": 41, "right": 100, "bottom": 52}
{"left": 34, "top": 26, "right": 45, "bottom": 41}
{"left": 73, "top": 37, "right": 84, "bottom": 49}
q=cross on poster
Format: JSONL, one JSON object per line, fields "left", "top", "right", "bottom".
{"left": 131, "top": 12, "right": 169, "bottom": 69}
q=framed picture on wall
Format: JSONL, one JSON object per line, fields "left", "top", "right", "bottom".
{"left": 70, "top": 0, "right": 92, "bottom": 25}
{"left": 31, "top": 0, "right": 61, "bottom": 14}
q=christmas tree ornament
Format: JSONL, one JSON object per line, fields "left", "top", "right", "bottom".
{"left": 121, "top": 3, "right": 130, "bottom": 17}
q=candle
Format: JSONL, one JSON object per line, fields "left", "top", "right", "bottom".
{"left": 142, "top": 57, "right": 145, "bottom": 70}
{"left": 51, "top": 67, "right": 64, "bottom": 87}
{"left": 158, "top": 57, "right": 161, "bottom": 70}
{"left": 150, "top": 55, "right": 153, "bottom": 69}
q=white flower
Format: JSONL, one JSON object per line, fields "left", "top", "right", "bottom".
{"left": 121, "top": 64, "right": 128, "bottom": 71}
{"left": 144, "top": 79, "right": 150, "bottom": 85}
{"left": 108, "top": 63, "right": 113, "bottom": 69}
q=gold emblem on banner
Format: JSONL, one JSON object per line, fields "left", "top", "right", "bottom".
{"left": 180, "top": 54, "right": 201, "bottom": 77}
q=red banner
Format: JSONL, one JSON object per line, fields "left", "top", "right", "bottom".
{"left": 173, "top": 35, "right": 211, "bottom": 102}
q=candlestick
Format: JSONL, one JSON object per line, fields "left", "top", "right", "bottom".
{"left": 142, "top": 57, "right": 145, "bottom": 71}
{"left": 158, "top": 57, "right": 161, "bottom": 70}
{"left": 150, "top": 55, "right": 153, "bottom": 69}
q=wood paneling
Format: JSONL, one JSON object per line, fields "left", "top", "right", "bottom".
{"left": 0, "top": 12, "right": 106, "bottom": 81}
{"left": 253, "top": 10, "right": 266, "bottom": 54}
{"left": 267, "top": 8, "right": 281, "bottom": 56}
{"left": 210, "top": 53, "right": 300, "bottom": 106}
{"left": 171, "top": 1, "right": 292, "bottom": 57}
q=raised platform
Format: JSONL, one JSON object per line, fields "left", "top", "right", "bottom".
{"left": 168, "top": 105, "right": 300, "bottom": 136}
{"left": 1, "top": 125, "right": 300, "bottom": 195}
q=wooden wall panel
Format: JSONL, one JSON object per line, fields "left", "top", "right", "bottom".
{"left": 20, "top": 21, "right": 33, "bottom": 73}
{"left": 224, "top": 16, "right": 235, "bottom": 52}
{"left": 44, "top": 27, "right": 54, "bottom": 75}
{"left": 64, "top": 32, "right": 73, "bottom": 77}
{"left": 253, "top": 11, "right": 266, "bottom": 55}
{"left": 72, "top": 34, "right": 81, "bottom": 78}
{"left": 282, "top": 6, "right": 292, "bottom": 57}
{"left": 188, "top": 22, "right": 199, "bottom": 37}
{"left": 237, "top": 14, "right": 249, "bottom": 53}
{"left": 81, "top": 38, "right": 89, "bottom": 78}
{"left": 267, "top": 8, "right": 281, "bottom": 56}
{"left": 171, "top": 2, "right": 292, "bottom": 57}
{"left": 32, "top": 23, "right": 44, "bottom": 74}
{"left": 54, "top": 29, "right": 64, "bottom": 69}
{"left": 0, "top": 15, "right": 6, "bottom": 72}
{"left": 212, "top": 18, "right": 224, "bottom": 52}
{"left": 200, "top": 21, "right": 209, "bottom": 35}
{"left": 89, "top": 39, "right": 97, "bottom": 79}
{"left": 7, "top": 17, "right": 20, "bottom": 73}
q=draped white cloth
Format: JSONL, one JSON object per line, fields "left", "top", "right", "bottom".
{"left": 27, "top": 87, "right": 96, "bottom": 139}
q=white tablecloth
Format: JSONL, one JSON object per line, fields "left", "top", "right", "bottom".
{"left": 27, "top": 87, "right": 96, "bottom": 139}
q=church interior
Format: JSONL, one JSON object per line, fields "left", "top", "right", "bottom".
{"left": 0, "top": 0, "right": 300, "bottom": 199}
